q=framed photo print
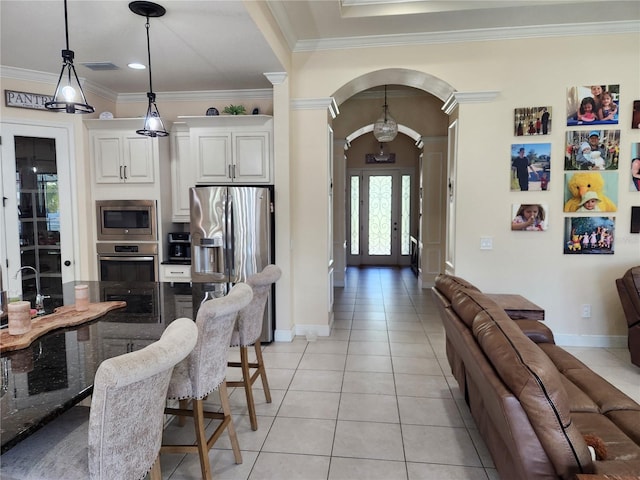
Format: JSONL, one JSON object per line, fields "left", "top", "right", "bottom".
{"left": 511, "top": 203, "right": 548, "bottom": 231}
{"left": 514, "top": 106, "right": 551, "bottom": 136}
{"left": 564, "top": 216, "right": 615, "bottom": 254}
{"left": 511, "top": 143, "right": 551, "bottom": 192}
{"left": 632, "top": 100, "right": 640, "bottom": 129}
{"left": 564, "top": 129, "right": 619, "bottom": 171}
{"left": 631, "top": 143, "right": 640, "bottom": 191}
{"left": 564, "top": 171, "right": 618, "bottom": 212}
{"left": 566, "top": 84, "right": 619, "bottom": 126}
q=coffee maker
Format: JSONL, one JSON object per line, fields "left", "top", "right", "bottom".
{"left": 167, "top": 232, "right": 191, "bottom": 262}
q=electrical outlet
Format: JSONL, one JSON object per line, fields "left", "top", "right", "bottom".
{"left": 581, "top": 304, "right": 591, "bottom": 318}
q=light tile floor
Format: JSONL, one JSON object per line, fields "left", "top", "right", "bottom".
{"left": 159, "top": 267, "right": 640, "bottom": 480}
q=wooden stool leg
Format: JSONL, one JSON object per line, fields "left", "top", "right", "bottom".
{"left": 255, "top": 341, "right": 271, "bottom": 403}
{"left": 239, "top": 346, "right": 258, "bottom": 431}
{"left": 178, "top": 399, "right": 189, "bottom": 426}
{"left": 149, "top": 455, "right": 162, "bottom": 480}
{"left": 219, "top": 381, "right": 243, "bottom": 464}
{"left": 192, "top": 399, "right": 212, "bottom": 480}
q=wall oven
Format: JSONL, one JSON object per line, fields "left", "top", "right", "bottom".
{"left": 96, "top": 200, "right": 157, "bottom": 241}
{"left": 97, "top": 243, "right": 158, "bottom": 282}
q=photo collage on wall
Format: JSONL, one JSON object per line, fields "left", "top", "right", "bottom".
{"left": 564, "top": 84, "right": 621, "bottom": 254}
{"left": 511, "top": 106, "right": 552, "bottom": 233}
{"left": 511, "top": 85, "right": 639, "bottom": 250}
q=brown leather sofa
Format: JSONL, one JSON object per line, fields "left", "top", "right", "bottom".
{"left": 616, "top": 266, "right": 640, "bottom": 367}
{"left": 432, "top": 274, "right": 640, "bottom": 480}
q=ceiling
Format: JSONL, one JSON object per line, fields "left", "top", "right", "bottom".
{"left": 1, "top": 1, "right": 638, "bottom": 98}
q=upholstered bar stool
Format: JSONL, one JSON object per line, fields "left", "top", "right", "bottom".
{"left": 0, "top": 317, "right": 198, "bottom": 480}
{"left": 227, "top": 264, "right": 282, "bottom": 431}
{"left": 162, "top": 283, "right": 253, "bottom": 480}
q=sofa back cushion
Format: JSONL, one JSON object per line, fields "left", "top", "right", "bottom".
{"left": 471, "top": 306, "right": 593, "bottom": 479}
{"left": 434, "top": 274, "right": 480, "bottom": 303}
{"left": 451, "top": 288, "right": 500, "bottom": 329}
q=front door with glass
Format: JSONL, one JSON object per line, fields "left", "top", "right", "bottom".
{"left": 348, "top": 169, "right": 412, "bottom": 266}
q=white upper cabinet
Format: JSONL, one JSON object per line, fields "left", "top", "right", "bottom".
{"left": 181, "top": 115, "right": 273, "bottom": 185}
{"left": 169, "top": 123, "right": 194, "bottom": 222}
{"left": 91, "top": 130, "right": 155, "bottom": 184}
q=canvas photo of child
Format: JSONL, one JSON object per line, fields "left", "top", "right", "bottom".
{"left": 564, "top": 217, "right": 614, "bottom": 255}
{"left": 511, "top": 204, "right": 548, "bottom": 231}
{"left": 514, "top": 106, "right": 551, "bottom": 136}
{"left": 566, "top": 84, "right": 619, "bottom": 126}
{"left": 510, "top": 143, "right": 551, "bottom": 191}
{"left": 565, "top": 130, "right": 619, "bottom": 171}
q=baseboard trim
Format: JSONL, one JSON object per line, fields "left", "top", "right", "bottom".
{"left": 554, "top": 334, "right": 628, "bottom": 349}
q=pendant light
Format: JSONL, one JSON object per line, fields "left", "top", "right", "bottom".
{"left": 45, "top": 0, "right": 95, "bottom": 114}
{"left": 373, "top": 85, "right": 398, "bottom": 143}
{"left": 129, "top": 1, "right": 168, "bottom": 137}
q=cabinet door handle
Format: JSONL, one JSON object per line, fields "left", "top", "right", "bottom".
{"left": 232, "top": 164, "right": 236, "bottom": 178}
{"left": 123, "top": 165, "right": 127, "bottom": 180}
{"left": 228, "top": 165, "right": 232, "bottom": 179}
{"left": 120, "top": 165, "right": 123, "bottom": 179}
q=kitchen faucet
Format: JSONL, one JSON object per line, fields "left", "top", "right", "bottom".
{"left": 13, "top": 266, "right": 50, "bottom": 315}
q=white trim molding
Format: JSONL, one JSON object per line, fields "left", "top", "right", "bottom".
{"left": 291, "top": 97, "right": 339, "bottom": 118}
{"left": 264, "top": 72, "right": 288, "bottom": 85}
{"left": 442, "top": 90, "right": 500, "bottom": 114}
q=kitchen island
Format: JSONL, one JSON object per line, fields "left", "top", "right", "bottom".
{"left": 0, "top": 280, "right": 219, "bottom": 453}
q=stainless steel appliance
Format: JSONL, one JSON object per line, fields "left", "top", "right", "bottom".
{"left": 190, "top": 186, "right": 274, "bottom": 341}
{"left": 96, "top": 200, "right": 157, "bottom": 241}
{"left": 167, "top": 232, "right": 191, "bottom": 262}
{"left": 97, "top": 243, "right": 159, "bottom": 282}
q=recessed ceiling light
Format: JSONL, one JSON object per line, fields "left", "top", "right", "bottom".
{"left": 128, "top": 63, "right": 146, "bottom": 70}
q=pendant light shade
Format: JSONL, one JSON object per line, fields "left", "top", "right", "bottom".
{"left": 45, "top": 0, "right": 95, "bottom": 114}
{"left": 373, "top": 85, "right": 398, "bottom": 143}
{"left": 130, "top": 1, "right": 168, "bottom": 137}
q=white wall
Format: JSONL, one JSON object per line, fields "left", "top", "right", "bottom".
{"left": 288, "top": 32, "right": 640, "bottom": 345}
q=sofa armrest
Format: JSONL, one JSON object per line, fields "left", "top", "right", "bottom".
{"left": 516, "top": 320, "right": 555, "bottom": 344}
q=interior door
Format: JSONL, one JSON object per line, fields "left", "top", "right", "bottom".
{"left": 348, "top": 168, "right": 412, "bottom": 266}
{"left": 1, "top": 123, "right": 76, "bottom": 311}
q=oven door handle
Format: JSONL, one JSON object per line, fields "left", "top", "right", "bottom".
{"left": 99, "top": 256, "right": 156, "bottom": 262}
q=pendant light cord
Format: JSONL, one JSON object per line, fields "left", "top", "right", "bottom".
{"left": 145, "top": 18, "right": 154, "bottom": 93}
{"left": 63, "top": 0, "right": 70, "bottom": 51}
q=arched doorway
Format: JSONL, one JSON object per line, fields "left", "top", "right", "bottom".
{"left": 330, "top": 70, "right": 455, "bottom": 285}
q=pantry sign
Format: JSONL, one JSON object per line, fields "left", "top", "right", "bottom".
{"left": 5, "top": 90, "right": 53, "bottom": 110}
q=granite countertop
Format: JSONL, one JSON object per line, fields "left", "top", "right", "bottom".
{"left": 0, "top": 280, "right": 224, "bottom": 453}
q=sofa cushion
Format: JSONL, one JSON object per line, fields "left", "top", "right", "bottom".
{"left": 470, "top": 306, "right": 593, "bottom": 478}
{"left": 538, "top": 344, "right": 640, "bottom": 414}
{"left": 606, "top": 410, "right": 640, "bottom": 446}
{"left": 571, "top": 411, "right": 640, "bottom": 462}
{"left": 559, "top": 376, "right": 599, "bottom": 413}
{"left": 451, "top": 288, "right": 500, "bottom": 329}
{"left": 434, "top": 274, "right": 480, "bottom": 303}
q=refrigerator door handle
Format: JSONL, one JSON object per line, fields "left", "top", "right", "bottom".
{"left": 225, "top": 190, "right": 235, "bottom": 280}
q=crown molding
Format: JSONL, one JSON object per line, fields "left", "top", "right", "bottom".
{"left": 292, "top": 97, "right": 339, "bottom": 118}
{"left": 293, "top": 20, "right": 640, "bottom": 52}
{"left": 442, "top": 91, "right": 499, "bottom": 114}
{"left": 264, "top": 72, "right": 288, "bottom": 85}
{"left": 116, "top": 88, "right": 274, "bottom": 103}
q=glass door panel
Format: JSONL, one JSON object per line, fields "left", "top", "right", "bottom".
{"left": 1, "top": 124, "right": 75, "bottom": 314}
{"left": 347, "top": 169, "right": 412, "bottom": 266}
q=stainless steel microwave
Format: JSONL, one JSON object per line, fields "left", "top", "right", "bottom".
{"left": 96, "top": 200, "right": 157, "bottom": 241}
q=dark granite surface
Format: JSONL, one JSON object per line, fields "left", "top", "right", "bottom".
{"left": 0, "top": 280, "right": 224, "bottom": 453}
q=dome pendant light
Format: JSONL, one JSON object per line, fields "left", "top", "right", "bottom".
{"left": 129, "top": 1, "right": 168, "bottom": 137}
{"left": 373, "top": 85, "right": 398, "bottom": 143}
{"left": 45, "top": 0, "right": 95, "bottom": 114}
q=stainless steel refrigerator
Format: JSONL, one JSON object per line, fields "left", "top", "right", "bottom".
{"left": 190, "top": 186, "right": 274, "bottom": 341}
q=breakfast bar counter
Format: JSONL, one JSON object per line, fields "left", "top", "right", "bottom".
{"left": 0, "top": 280, "right": 215, "bottom": 453}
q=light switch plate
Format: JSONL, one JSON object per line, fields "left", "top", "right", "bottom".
{"left": 480, "top": 236, "right": 493, "bottom": 250}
